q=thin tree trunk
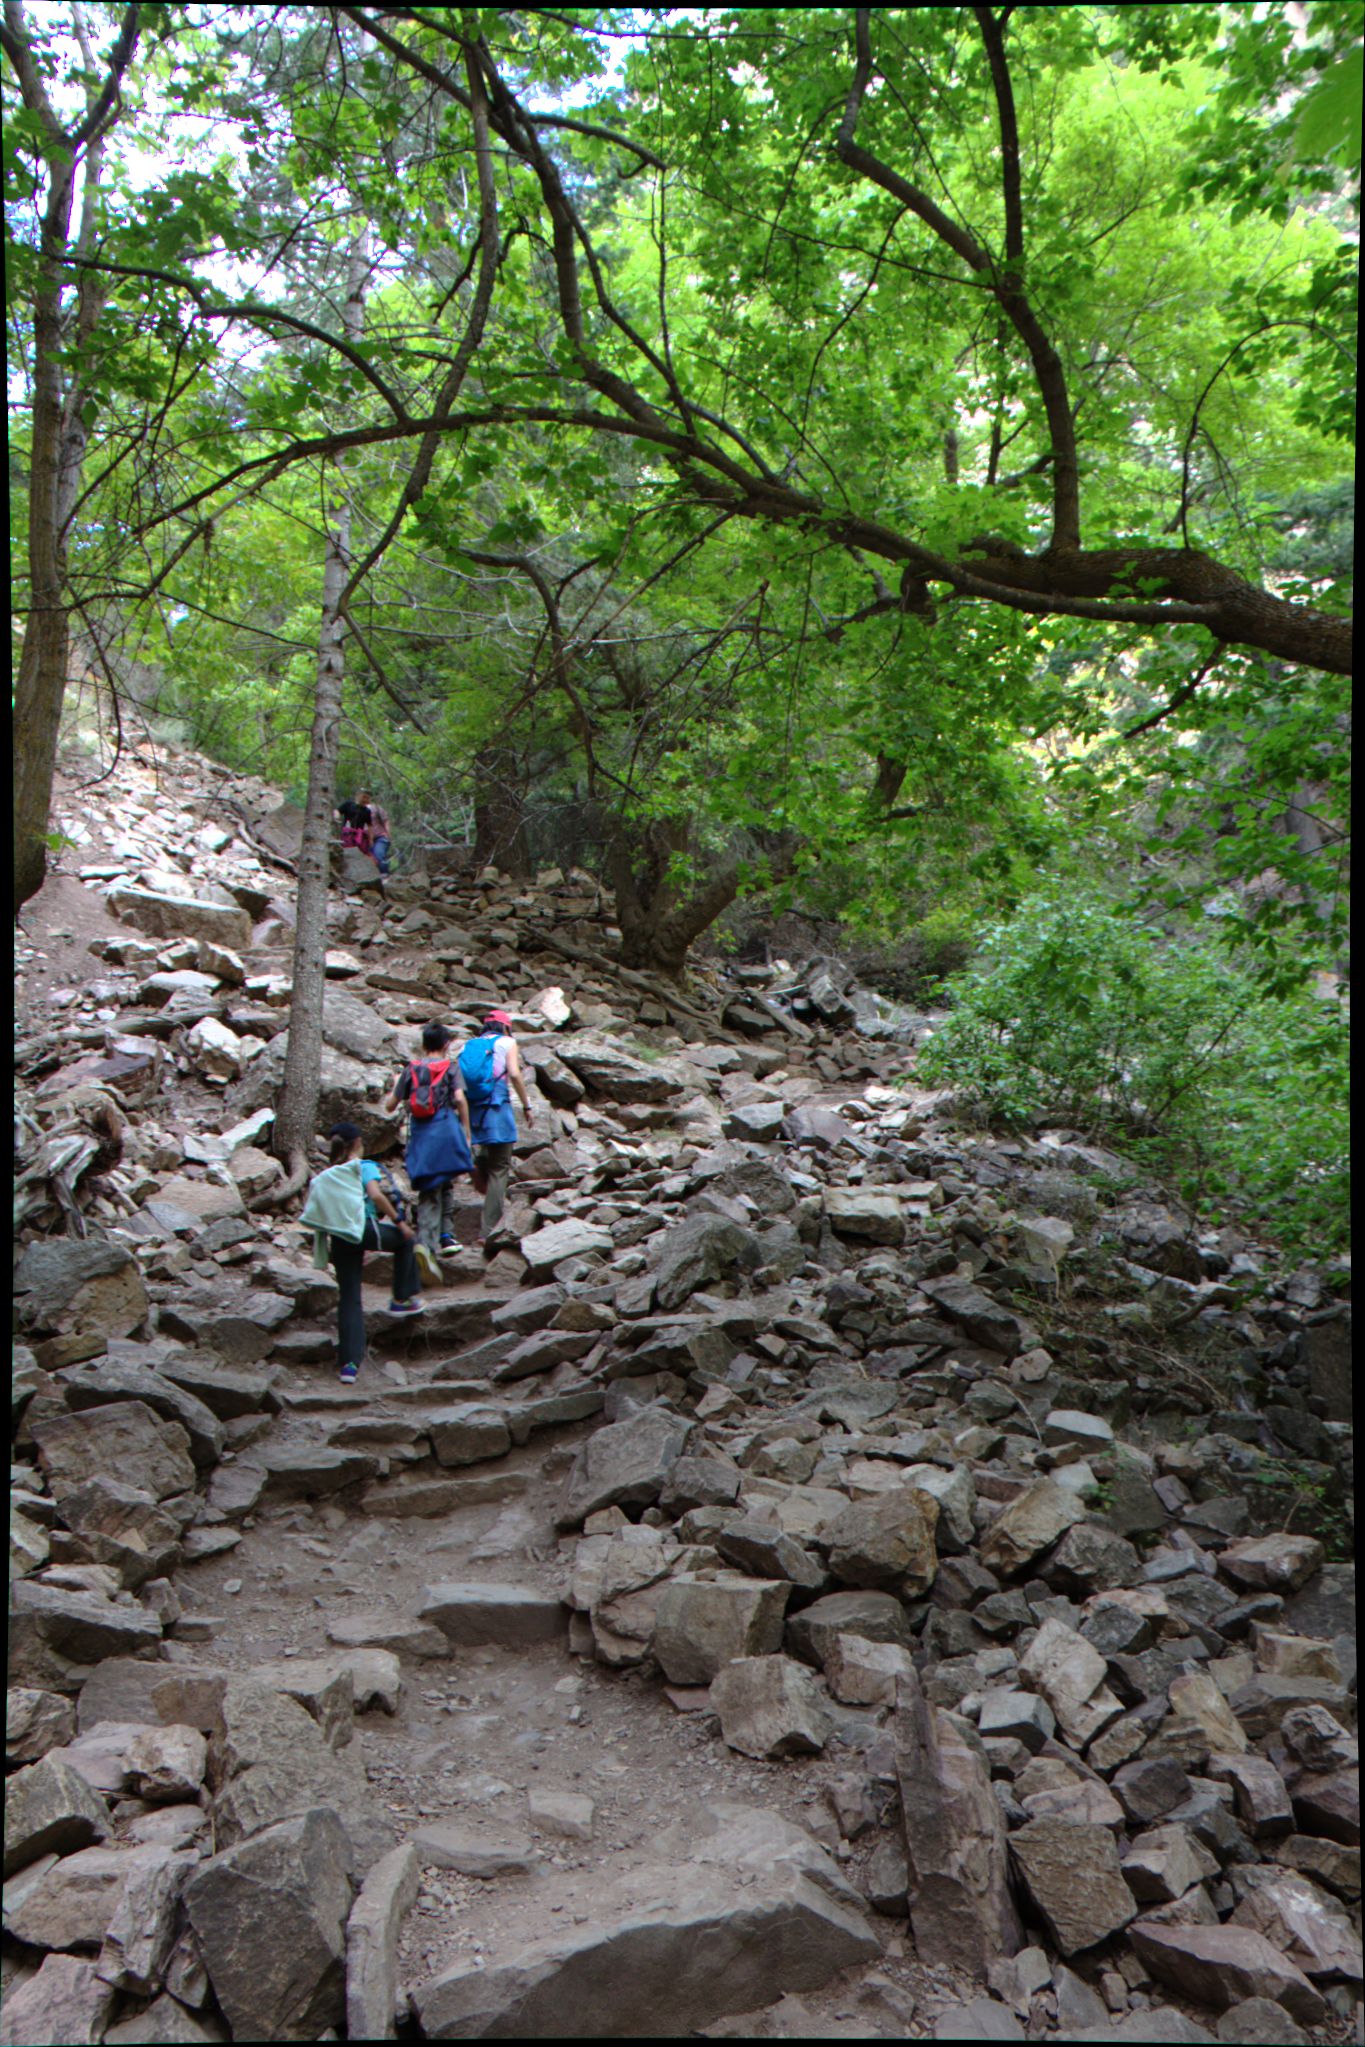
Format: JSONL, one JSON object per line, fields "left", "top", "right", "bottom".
{"left": 267, "top": 235, "right": 370, "bottom": 1194}
{"left": 10, "top": 1, "right": 138, "bottom": 913}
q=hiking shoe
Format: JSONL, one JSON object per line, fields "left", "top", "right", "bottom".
{"left": 414, "top": 1244, "right": 441, "bottom": 1286}
{"left": 388, "top": 1298, "right": 426, "bottom": 1316}
{"left": 339, "top": 1363, "right": 358, "bottom": 1385}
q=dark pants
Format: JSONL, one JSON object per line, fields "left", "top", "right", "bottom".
{"left": 330, "top": 1221, "right": 418, "bottom": 1367}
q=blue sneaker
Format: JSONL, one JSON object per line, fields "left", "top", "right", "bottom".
{"left": 388, "top": 1298, "right": 426, "bottom": 1316}
{"left": 439, "top": 1235, "right": 458, "bottom": 1251}
{"left": 339, "top": 1363, "right": 358, "bottom": 1384}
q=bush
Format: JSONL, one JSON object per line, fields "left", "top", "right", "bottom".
{"left": 917, "top": 885, "right": 1348, "bottom": 1254}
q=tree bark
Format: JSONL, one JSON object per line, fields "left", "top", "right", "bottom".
{"left": 472, "top": 744, "right": 532, "bottom": 877}
{"left": 608, "top": 821, "right": 740, "bottom": 975}
{"left": 269, "top": 234, "right": 370, "bottom": 1190}
{"left": 9, "top": 2, "right": 139, "bottom": 912}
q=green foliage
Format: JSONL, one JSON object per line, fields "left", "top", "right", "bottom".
{"left": 917, "top": 884, "right": 1348, "bottom": 1254}
{"left": 1243, "top": 1454, "right": 1351, "bottom": 1560}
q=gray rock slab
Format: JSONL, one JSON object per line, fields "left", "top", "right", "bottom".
{"left": 345, "top": 1841, "right": 419, "bottom": 2042}
{"left": 184, "top": 1808, "right": 353, "bottom": 2043}
{"left": 417, "top": 1584, "right": 566, "bottom": 1648}
{"left": 1128, "top": 1922, "right": 1327, "bottom": 2027}
{"left": 96, "top": 1845, "right": 199, "bottom": 1995}
{"left": 653, "top": 1214, "right": 760, "bottom": 1312}
{"left": 208, "top": 1677, "right": 392, "bottom": 1871}
{"left": 1009, "top": 1820, "right": 1136, "bottom": 1956}
{"left": 9, "top": 1584, "right": 162, "bottom": 1695}
{"left": 412, "top": 1824, "right": 540, "bottom": 1879}
{"left": 6, "top": 1688, "right": 77, "bottom": 1766}
{"left": 412, "top": 1832, "right": 876, "bottom": 2037}
{"left": 653, "top": 1575, "right": 791, "bottom": 1685}
{"left": 894, "top": 1668, "right": 1022, "bottom": 1979}
{"left": 32, "top": 1403, "right": 195, "bottom": 1504}
{"left": 56, "top": 1360, "right": 224, "bottom": 1469}
{"left": 557, "top": 1403, "right": 692, "bottom": 1530}
{"left": 0, "top": 1952, "right": 116, "bottom": 2045}
{"left": 520, "top": 1218, "right": 614, "bottom": 1275}
{"left": 4, "top": 1754, "right": 111, "bottom": 1877}
{"left": 786, "top": 1590, "right": 914, "bottom": 1669}
{"left": 710, "top": 1655, "right": 830, "bottom": 1760}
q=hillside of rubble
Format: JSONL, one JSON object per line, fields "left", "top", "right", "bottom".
{"left": 7, "top": 734, "right": 1357, "bottom": 2047}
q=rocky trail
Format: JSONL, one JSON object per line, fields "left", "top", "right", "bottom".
{"left": 7, "top": 738, "right": 1357, "bottom": 2044}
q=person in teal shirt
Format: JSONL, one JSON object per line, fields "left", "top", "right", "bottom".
{"left": 325, "top": 1122, "right": 423, "bottom": 1382}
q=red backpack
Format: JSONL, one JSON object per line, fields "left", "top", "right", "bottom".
{"left": 407, "top": 1057, "right": 450, "bottom": 1119}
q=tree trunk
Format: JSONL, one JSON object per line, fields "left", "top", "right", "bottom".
{"left": 608, "top": 820, "right": 740, "bottom": 975}
{"left": 472, "top": 744, "right": 532, "bottom": 877}
{"left": 268, "top": 235, "right": 370, "bottom": 1191}
{"left": 10, "top": 3, "right": 137, "bottom": 913}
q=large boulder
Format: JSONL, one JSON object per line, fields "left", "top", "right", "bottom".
{"left": 920, "top": 1277, "right": 1031, "bottom": 1358}
{"left": 107, "top": 883, "right": 252, "bottom": 949}
{"left": 0, "top": 1953, "right": 115, "bottom": 2044}
{"left": 894, "top": 1667, "right": 1022, "bottom": 1980}
{"left": 823, "top": 1188, "right": 906, "bottom": 1245}
{"left": 57, "top": 1358, "right": 224, "bottom": 1469}
{"left": 225, "top": 1039, "right": 381, "bottom": 1123}
{"left": 519, "top": 1218, "right": 614, "bottom": 1275}
{"left": 978, "top": 1479, "right": 1088, "bottom": 1578}
{"left": 826, "top": 1487, "right": 939, "bottom": 1596}
{"left": 652, "top": 1575, "right": 791, "bottom": 1685}
{"left": 207, "top": 1678, "right": 391, "bottom": 1870}
{"left": 710, "top": 1656, "right": 830, "bottom": 1759}
{"left": 557, "top": 1404, "right": 692, "bottom": 1530}
{"left": 1008, "top": 1820, "right": 1137, "bottom": 1955}
{"left": 1128, "top": 1922, "right": 1327, "bottom": 2026}
{"left": 31, "top": 1403, "right": 195, "bottom": 1504}
{"left": 158, "top": 1284, "right": 293, "bottom": 1365}
{"left": 184, "top": 1809, "right": 354, "bottom": 2041}
{"left": 412, "top": 1803, "right": 877, "bottom": 2038}
{"left": 13, "top": 1239, "right": 147, "bottom": 1356}
{"left": 319, "top": 990, "right": 403, "bottom": 1065}
{"left": 4, "top": 1754, "right": 110, "bottom": 1876}
{"left": 653, "top": 1215, "right": 761, "bottom": 1312}
{"left": 55, "top": 1477, "right": 184, "bottom": 1590}
{"left": 553, "top": 1036, "right": 685, "bottom": 1104}
{"left": 9, "top": 1582, "right": 163, "bottom": 1693}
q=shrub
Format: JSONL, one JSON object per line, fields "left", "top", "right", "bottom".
{"left": 917, "top": 885, "right": 1347, "bottom": 1253}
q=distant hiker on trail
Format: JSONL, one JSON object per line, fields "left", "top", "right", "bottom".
{"left": 299, "top": 1121, "right": 424, "bottom": 1384}
{"left": 355, "top": 788, "right": 392, "bottom": 874}
{"left": 337, "top": 797, "right": 371, "bottom": 850}
{"left": 458, "top": 1009, "right": 534, "bottom": 1251}
{"left": 382, "top": 1021, "right": 473, "bottom": 1283}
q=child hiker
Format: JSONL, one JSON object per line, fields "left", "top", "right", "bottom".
{"left": 382, "top": 1022, "right": 473, "bottom": 1282}
{"left": 300, "top": 1121, "right": 424, "bottom": 1383}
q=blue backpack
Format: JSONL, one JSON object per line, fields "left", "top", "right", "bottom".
{"left": 458, "top": 1035, "right": 502, "bottom": 1107}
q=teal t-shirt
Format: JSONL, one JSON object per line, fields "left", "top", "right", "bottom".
{"left": 359, "top": 1159, "right": 383, "bottom": 1217}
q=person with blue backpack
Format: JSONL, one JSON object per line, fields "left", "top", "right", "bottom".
{"left": 382, "top": 1021, "right": 473, "bottom": 1281}
{"left": 457, "top": 1008, "right": 534, "bottom": 1249}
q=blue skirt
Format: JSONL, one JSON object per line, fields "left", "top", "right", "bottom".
{"left": 406, "top": 1109, "right": 473, "bottom": 1190}
{"left": 469, "top": 1097, "right": 518, "bottom": 1146}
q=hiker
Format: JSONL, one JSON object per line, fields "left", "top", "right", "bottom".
{"left": 382, "top": 1021, "right": 473, "bottom": 1282}
{"left": 300, "top": 1121, "right": 424, "bottom": 1384}
{"left": 457, "top": 1008, "right": 534, "bottom": 1249}
{"left": 355, "top": 788, "right": 392, "bottom": 874}
{"left": 337, "top": 797, "right": 371, "bottom": 851}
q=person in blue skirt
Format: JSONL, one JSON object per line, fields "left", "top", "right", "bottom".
{"left": 382, "top": 1022, "right": 474, "bottom": 1280}
{"left": 458, "top": 1009, "right": 534, "bottom": 1249}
